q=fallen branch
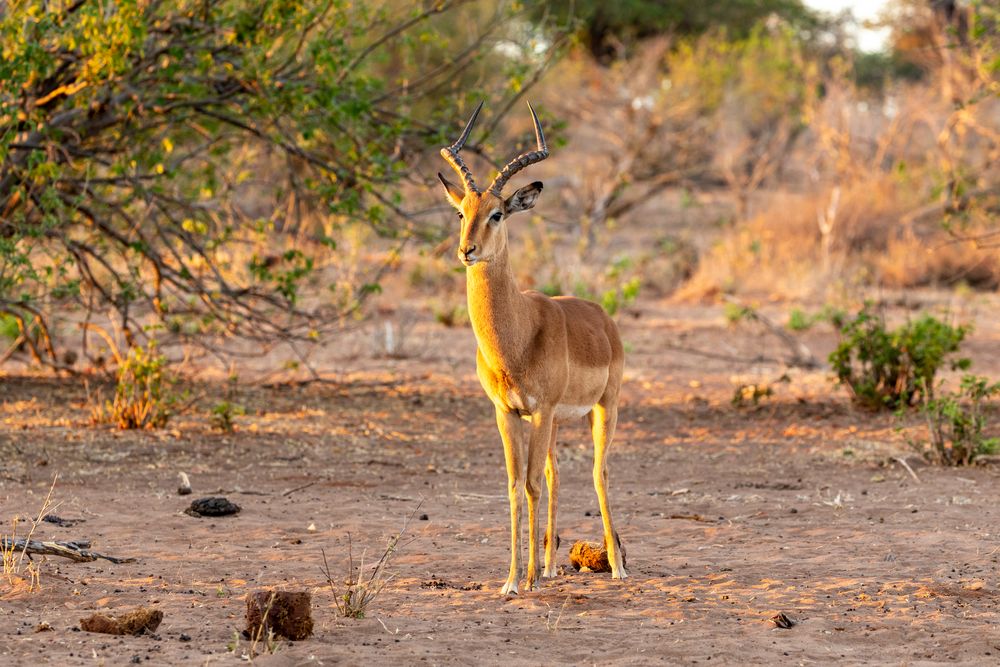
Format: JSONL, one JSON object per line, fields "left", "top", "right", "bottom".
{"left": 282, "top": 481, "right": 316, "bottom": 497}
{"left": 662, "top": 343, "right": 780, "bottom": 366}
{"left": 893, "top": 456, "right": 921, "bottom": 483}
{"left": 667, "top": 513, "right": 715, "bottom": 523}
{"left": 724, "top": 298, "right": 819, "bottom": 369}
{"left": 2, "top": 538, "right": 136, "bottom": 564}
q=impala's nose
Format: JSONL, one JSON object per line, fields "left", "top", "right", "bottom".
{"left": 460, "top": 244, "right": 477, "bottom": 261}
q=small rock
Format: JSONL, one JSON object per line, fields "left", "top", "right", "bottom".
{"left": 34, "top": 622, "right": 52, "bottom": 632}
{"left": 419, "top": 514, "right": 429, "bottom": 521}
{"left": 771, "top": 612, "right": 796, "bottom": 629}
{"left": 42, "top": 514, "right": 81, "bottom": 528}
{"left": 177, "top": 472, "right": 192, "bottom": 496}
{"left": 179, "top": 633, "right": 191, "bottom": 642}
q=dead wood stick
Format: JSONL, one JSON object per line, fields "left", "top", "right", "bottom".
{"left": 0, "top": 333, "right": 26, "bottom": 365}
{"left": 727, "top": 300, "right": 819, "bottom": 369}
{"left": 281, "top": 481, "right": 316, "bottom": 497}
{"left": 893, "top": 456, "right": 921, "bottom": 483}
{"left": 661, "top": 344, "right": 779, "bottom": 366}
{"left": 667, "top": 513, "right": 715, "bottom": 523}
{"left": 2, "top": 538, "right": 136, "bottom": 564}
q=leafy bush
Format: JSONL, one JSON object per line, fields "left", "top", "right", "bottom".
{"left": 211, "top": 401, "right": 246, "bottom": 433}
{"left": 786, "top": 308, "right": 812, "bottom": 332}
{"left": 91, "top": 341, "right": 172, "bottom": 429}
{"left": 731, "top": 383, "right": 774, "bottom": 408}
{"left": 601, "top": 277, "right": 641, "bottom": 317}
{"left": 0, "top": 315, "right": 18, "bottom": 342}
{"left": 829, "top": 304, "right": 970, "bottom": 410}
{"left": 0, "top": 0, "right": 559, "bottom": 366}
{"left": 433, "top": 303, "right": 469, "bottom": 329}
{"left": 914, "top": 375, "right": 1000, "bottom": 466}
{"left": 785, "top": 305, "right": 846, "bottom": 332}
{"left": 724, "top": 302, "right": 755, "bottom": 324}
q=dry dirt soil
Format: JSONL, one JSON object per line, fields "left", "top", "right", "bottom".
{"left": 1, "top": 298, "right": 1000, "bottom": 666}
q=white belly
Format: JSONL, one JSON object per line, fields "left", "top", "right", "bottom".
{"left": 504, "top": 389, "right": 592, "bottom": 421}
{"left": 552, "top": 403, "right": 593, "bottom": 420}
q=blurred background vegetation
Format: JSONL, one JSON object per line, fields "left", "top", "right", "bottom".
{"left": 1, "top": 0, "right": 998, "bottom": 378}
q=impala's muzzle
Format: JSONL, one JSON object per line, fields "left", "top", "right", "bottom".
{"left": 459, "top": 244, "right": 479, "bottom": 266}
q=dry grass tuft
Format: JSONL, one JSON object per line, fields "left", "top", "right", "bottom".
{"left": 89, "top": 341, "right": 172, "bottom": 429}
{"left": 2, "top": 476, "right": 59, "bottom": 593}
{"left": 677, "top": 177, "right": 1000, "bottom": 301}
{"left": 321, "top": 504, "right": 420, "bottom": 619}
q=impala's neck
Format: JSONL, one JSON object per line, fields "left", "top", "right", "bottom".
{"left": 466, "top": 246, "right": 530, "bottom": 368}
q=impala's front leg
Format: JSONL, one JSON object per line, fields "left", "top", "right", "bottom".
{"left": 495, "top": 406, "right": 525, "bottom": 596}
{"left": 524, "top": 411, "right": 554, "bottom": 591}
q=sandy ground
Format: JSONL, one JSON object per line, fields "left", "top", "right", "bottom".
{"left": 1, "top": 298, "right": 1000, "bottom": 665}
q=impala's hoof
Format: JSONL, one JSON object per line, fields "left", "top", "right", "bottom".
{"left": 612, "top": 567, "right": 629, "bottom": 580}
{"left": 541, "top": 567, "right": 558, "bottom": 578}
{"left": 500, "top": 581, "right": 519, "bottom": 597}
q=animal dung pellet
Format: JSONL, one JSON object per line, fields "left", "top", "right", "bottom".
{"left": 569, "top": 541, "right": 613, "bottom": 573}
{"left": 245, "top": 590, "right": 313, "bottom": 641}
{"left": 177, "top": 472, "right": 192, "bottom": 495}
{"left": 184, "top": 496, "right": 241, "bottom": 517}
{"left": 80, "top": 607, "right": 163, "bottom": 635}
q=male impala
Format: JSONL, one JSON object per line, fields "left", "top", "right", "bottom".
{"left": 437, "top": 101, "right": 627, "bottom": 595}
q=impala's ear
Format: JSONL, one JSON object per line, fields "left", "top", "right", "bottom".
{"left": 437, "top": 172, "right": 465, "bottom": 209}
{"left": 505, "top": 181, "right": 543, "bottom": 214}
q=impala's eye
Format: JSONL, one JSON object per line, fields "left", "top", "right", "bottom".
{"left": 490, "top": 211, "right": 502, "bottom": 223}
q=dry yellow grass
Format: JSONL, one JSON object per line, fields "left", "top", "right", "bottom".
{"left": 676, "top": 176, "right": 999, "bottom": 301}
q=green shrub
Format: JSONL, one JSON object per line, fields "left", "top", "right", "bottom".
{"left": 0, "top": 314, "right": 19, "bottom": 342}
{"left": 211, "top": 401, "right": 246, "bottom": 433}
{"left": 786, "top": 307, "right": 811, "bottom": 332}
{"left": 91, "top": 341, "right": 172, "bottom": 429}
{"left": 829, "top": 304, "right": 970, "bottom": 410}
{"left": 724, "top": 302, "right": 755, "bottom": 324}
{"left": 601, "top": 277, "right": 641, "bottom": 317}
{"left": 785, "top": 305, "right": 846, "bottom": 332}
{"left": 433, "top": 303, "right": 469, "bottom": 328}
{"left": 914, "top": 375, "right": 1000, "bottom": 465}
{"left": 731, "top": 383, "right": 774, "bottom": 408}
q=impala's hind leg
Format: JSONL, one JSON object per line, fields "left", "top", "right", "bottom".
{"left": 542, "top": 421, "right": 559, "bottom": 578}
{"left": 589, "top": 402, "right": 627, "bottom": 579}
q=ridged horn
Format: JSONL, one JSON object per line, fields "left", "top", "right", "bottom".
{"left": 439, "top": 100, "right": 484, "bottom": 194}
{"left": 488, "top": 102, "right": 549, "bottom": 197}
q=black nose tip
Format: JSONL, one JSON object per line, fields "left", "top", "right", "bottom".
{"left": 462, "top": 244, "right": 477, "bottom": 257}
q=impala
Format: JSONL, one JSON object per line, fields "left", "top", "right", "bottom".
{"left": 437, "top": 101, "right": 627, "bottom": 595}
